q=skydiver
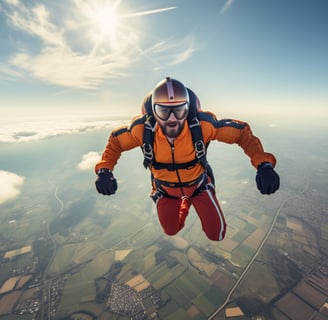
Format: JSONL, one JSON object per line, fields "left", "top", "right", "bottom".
{"left": 95, "top": 77, "right": 280, "bottom": 241}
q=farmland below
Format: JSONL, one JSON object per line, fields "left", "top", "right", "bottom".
{"left": 0, "top": 126, "right": 327, "bottom": 320}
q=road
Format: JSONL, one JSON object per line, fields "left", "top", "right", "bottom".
{"left": 208, "top": 196, "right": 290, "bottom": 319}
{"left": 40, "top": 184, "right": 64, "bottom": 320}
{"left": 208, "top": 182, "right": 310, "bottom": 319}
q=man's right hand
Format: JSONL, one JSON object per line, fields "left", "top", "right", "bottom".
{"left": 95, "top": 169, "right": 118, "bottom": 195}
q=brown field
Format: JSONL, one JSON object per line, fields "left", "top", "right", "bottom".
{"left": 0, "top": 276, "right": 20, "bottom": 294}
{"left": 294, "top": 282, "right": 326, "bottom": 309}
{"left": 303, "top": 245, "right": 320, "bottom": 256}
{"left": 244, "top": 229, "right": 265, "bottom": 250}
{"left": 143, "top": 253, "right": 156, "bottom": 271}
{"left": 187, "top": 305, "right": 201, "bottom": 317}
{"left": 293, "top": 234, "right": 310, "bottom": 245}
{"left": 286, "top": 218, "right": 303, "bottom": 232}
{"left": 307, "top": 275, "right": 328, "bottom": 295}
{"left": 172, "top": 236, "right": 189, "bottom": 249}
{"left": 4, "top": 245, "right": 32, "bottom": 259}
{"left": 20, "top": 287, "right": 38, "bottom": 301}
{"left": 275, "top": 292, "right": 316, "bottom": 320}
{"left": 0, "top": 291, "right": 21, "bottom": 315}
{"left": 16, "top": 275, "right": 33, "bottom": 289}
{"left": 126, "top": 274, "right": 150, "bottom": 292}
{"left": 225, "top": 307, "right": 244, "bottom": 317}
{"left": 219, "top": 237, "right": 239, "bottom": 252}
{"left": 210, "top": 270, "right": 235, "bottom": 294}
{"left": 115, "top": 249, "right": 132, "bottom": 261}
{"left": 187, "top": 248, "right": 217, "bottom": 276}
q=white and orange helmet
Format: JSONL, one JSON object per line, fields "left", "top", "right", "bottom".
{"left": 141, "top": 77, "right": 201, "bottom": 117}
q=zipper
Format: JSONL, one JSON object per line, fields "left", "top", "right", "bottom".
{"left": 170, "top": 142, "right": 185, "bottom": 196}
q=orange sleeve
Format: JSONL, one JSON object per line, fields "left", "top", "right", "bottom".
{"left": 200, "top": 113, "right": 276, "bottom": 168}
{"left": 95, "top": 115, "right": 144, "bottom": 173}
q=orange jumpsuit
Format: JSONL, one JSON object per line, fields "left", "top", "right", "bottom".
{"left": 95, "top": 111, "right": 276, "bottom": 241}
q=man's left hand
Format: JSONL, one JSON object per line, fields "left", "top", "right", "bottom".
{"left": 256, "top": 163, "right": 280, "bottom": 195}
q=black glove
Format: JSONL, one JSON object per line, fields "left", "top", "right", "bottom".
{"left": 256, "top": 162, "right": 280, "bottom": 195}
{"left": 95, "top": 169, "right": 117, "bottom": 195}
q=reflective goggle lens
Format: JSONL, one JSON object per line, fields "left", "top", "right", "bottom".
{"left": 154, "top": 103, "right": 189, "bottom": 121}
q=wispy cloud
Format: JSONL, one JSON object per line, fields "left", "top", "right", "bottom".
{"left": 170, "top": 46, "right": 196, "bottom": 66}
{"left": 141, "top": 37, "right": 197, "bottom": 69}
{"left": 0, "top": 170, "right": 25, "bottom": 204}
{"left": 219, "top": 0, "right": 235, "bottom": 15}
{"left": 121, "top": 6, "right": 176, "bottom": 18}
{"left": 1, "top": 1, "right": 194, "bottom": 89}
{"left": 78, "top": 151, "right": 101, "bottom": 171}
{"left": 1, "top": 1, "right": 132, "bottom": 89}
{"left": 10, "top": 48, "right": 129, "bottom": 89}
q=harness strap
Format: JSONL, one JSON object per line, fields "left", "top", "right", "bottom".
{"left": 150, "top": 158, "right": 200, "bottom": 171}
{"left": 188, "top": 115, "right": 208, "bottom": 167}
{"left": 153, "top": 173, "right": 206, "bottom": 189}
{"left": 142, "top": 114, "right": 156, "bottom": 169}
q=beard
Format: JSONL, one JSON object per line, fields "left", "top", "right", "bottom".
{"left": 159, "top": 121, "right": 184, "bottom": 138}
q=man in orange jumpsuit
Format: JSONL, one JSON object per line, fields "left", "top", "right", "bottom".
{"left": 95, "top": 77, "right": 280, "bottom": 241}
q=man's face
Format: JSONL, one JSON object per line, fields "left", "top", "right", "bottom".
{"left": 153, "top": 103, "right": 189, "bottom": 138}
{"left": 157, "top": 112, "right": 186, "bottom": 138}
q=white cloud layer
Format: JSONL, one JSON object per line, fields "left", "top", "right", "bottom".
{"left": 0, "top": 110, "right": 129, "bottom": 142}
{"left": 78, "top": 151, "right": 101, "bottom": 171}
{"left": 0, "top": 119, "right": 114, "bottom": 142}
{"left": 0, "top": 170, "right": 25, "bottom": 204}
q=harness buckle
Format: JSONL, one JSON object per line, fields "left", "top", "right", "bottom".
{"left": 189, "top": 116, "right": 200, "bottom": 129}
{"left": 150, "top": 188, "right": 164, "bottom": 204}
{"left": 195, "top": 140, "right": 206, "bottom": 159}
{"left": 143, "top": 143, "right": 153, "bottom": 161}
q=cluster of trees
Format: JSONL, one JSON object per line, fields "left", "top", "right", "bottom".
{"left": 94, "top": 262, "right": 123, "bottom": 303}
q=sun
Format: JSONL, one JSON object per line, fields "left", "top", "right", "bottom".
{"left": 75, "top": 1, "right": 177, "bottom": 54}
{"left": 88, "top": 5, "right": 120, "bottom": 36}
{"left": 77, "top": 1, "right": 124, "bottom": 53}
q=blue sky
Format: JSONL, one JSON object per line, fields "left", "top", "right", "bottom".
{"left": 0, "top": 0, "right": 328, "bottom": 133}
{"left": 0, "top": 0, "right": 327, "bottom": 204}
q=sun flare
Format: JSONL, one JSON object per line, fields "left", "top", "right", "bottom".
{"left": 77, "top": 1, "right": 124, "bottom": 53}
{"left": 75, "top": 1, "right": 177, "bottom": 54}
{"left": 89, "top": 5, "right": 120, "bottom": 36}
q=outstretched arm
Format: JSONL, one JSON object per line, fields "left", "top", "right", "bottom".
{"left": 215, "top": 118, "right": 276, "bottom": 168}
{"left": 94, "top": 116, "right": 144, "bottom": 195}
{"left": 95, "top": 116, "right": 144, "bottom": 173}
{"left": 200, "top": 113, "right": 280, "bottom": 194}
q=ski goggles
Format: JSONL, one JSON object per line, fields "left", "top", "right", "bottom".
{"left": 153, "top": 103, "right": 189, "bottom": 121}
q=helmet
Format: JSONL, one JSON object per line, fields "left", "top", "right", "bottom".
{"left": 152, "top": 77, "right": 190, "bottom": 121}
{"left": 152, "top": 77, "right": 189, "bottom": 107}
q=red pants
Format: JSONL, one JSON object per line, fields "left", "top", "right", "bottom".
{"left": 154, "top": 183, "right": 226, "bottom": 241}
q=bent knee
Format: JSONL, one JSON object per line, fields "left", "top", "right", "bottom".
{"left": 163, "top": 228, "right": 180, "bottom": 236}
{"left": 205, "top": 224, "right": 227, "bottom": 241}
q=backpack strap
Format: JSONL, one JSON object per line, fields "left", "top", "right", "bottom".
{"left": 142, "top": 93, "right": 156, "bottom": 169}
{"left": 186, "top": 88, "right": 208, "bottom": 169}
